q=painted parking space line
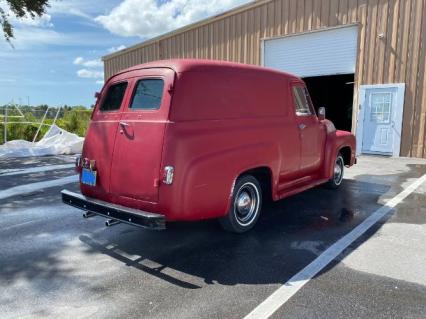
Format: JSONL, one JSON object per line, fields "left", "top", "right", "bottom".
{"left": 1, "top": 220, "right": 37, "bottom": 231}
{"left": 0, "top": 204, "right": 78, "bottom": 230}
{"left": 0, "top": 164, "right": 75, "bottom": 176}
{"left": 0, "top": 175, "right": 79, "bottom": 200}
{"left": 244, "top": 174, "right": 426, "bottom": 319}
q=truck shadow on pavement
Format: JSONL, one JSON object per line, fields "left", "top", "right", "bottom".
{"left": 77, "top": 166, "right": 424, "bottom": 290}
{"left": 1, "top": 164, "right": 424, "bottom": 299}
{"left": 1, "top": 161, "right": 424, "bottom": 319}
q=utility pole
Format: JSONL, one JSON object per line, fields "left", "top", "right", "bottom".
{"left": 27, "top": 96, "right": 30, "bottom": 106}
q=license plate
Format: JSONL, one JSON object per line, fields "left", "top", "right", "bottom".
{"left": 81, "top": 168, "right": 97, "bottom": 186}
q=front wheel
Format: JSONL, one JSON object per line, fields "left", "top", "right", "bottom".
{"left": 219, "top": 175, "right": 262, "bottom": 233}
{"left": 326, "top": 154, "right": 344, "bottom": 189}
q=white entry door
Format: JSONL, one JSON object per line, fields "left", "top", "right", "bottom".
{"left": 357, "top": 84, "right": 405, "bottom": 156}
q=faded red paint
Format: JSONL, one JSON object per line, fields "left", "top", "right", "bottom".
{"left": 80, "top": 59, "right": 356, "bottom": 222}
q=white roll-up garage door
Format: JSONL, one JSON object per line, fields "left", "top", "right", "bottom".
{"left": 262, "top": 25, "right": 358, "bottom": 78}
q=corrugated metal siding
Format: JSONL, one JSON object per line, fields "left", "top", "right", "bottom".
{"left": 104, "top": 0, "right": 426, "bottom": 158}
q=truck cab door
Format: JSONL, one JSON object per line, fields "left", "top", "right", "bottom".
{"left": 291, "top": 83, "right": 326, "bottom": 176}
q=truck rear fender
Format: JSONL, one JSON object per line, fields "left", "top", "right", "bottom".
{"left": 162, "top": 141, "right": 280, "bottom": 220}
{"left": 232, "top": 166, "right": 274, "bottom": 203}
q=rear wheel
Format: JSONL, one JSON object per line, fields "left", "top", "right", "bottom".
{"left": 326, "top": 153, "right": 344, "bottom": 189}
{"left": 219, "top": 175, "right": 262, "bottom": 233}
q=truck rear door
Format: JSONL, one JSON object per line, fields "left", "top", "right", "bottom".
{"left": 109, "top": 68, "right": 175, "bottom": 203}
{"left": 82, "top": 78, "right": 130, "bottom": 195}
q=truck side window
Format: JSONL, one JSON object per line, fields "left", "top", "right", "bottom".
{"left": 292, "top": 86, "right": 313, "bottom": 116}
{"left": 130, "top": 79, "right": 164, "bottom": 110}
{"left": 100, "top": 82, "right": 128, "bottom": 112}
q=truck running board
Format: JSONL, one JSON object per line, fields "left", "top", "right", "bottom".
{"left": 61, "top": 189, "right": 166, "bottom": 230}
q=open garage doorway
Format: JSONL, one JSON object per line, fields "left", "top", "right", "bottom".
{"left": 262, "top": 25, "right": 358, "bottom": 132}
{"left": 303, "top": 74, "right": 354, "bottom": 132}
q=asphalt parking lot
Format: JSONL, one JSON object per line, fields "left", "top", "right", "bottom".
{"left": 0, "top": 155, "right": 425, "bottom": 319}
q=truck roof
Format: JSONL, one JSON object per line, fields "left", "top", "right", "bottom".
{"left": 113, "top": 59, "right": 300, "bottom": 81}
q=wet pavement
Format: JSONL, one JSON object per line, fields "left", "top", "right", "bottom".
{"left": 0, "top": 155, "right": 425, "bottom": 318}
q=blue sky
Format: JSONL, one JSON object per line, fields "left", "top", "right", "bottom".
{"left": 0, "top": 0, "right": 249, "bottom": 107}
{"left": 0, "top": 1, "right": 138, "bottom": 107}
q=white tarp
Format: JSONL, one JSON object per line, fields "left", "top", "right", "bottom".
{"left": 0, "top": 125, "right": 84, "bottom": 158}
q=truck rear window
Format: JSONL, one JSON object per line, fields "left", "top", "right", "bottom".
{"left": 100, "top": 82, "right": 128, "bottom": 112}
{"left": 130, "top": 79, "right": 164, "bottom": 110}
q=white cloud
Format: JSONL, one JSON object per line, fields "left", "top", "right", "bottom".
{"left": 47, "top": 0, "right": 122, "bottom": 19}
{"left": 77, "top": 69, "right": 104, "bottom": 79}
{"left": 83, "top": 59, "right": 103, "bottom": 68}
{"left": 73, "top": 57, "right": 103, "bottom": 67}
{"left": 107, "top": 45, "right": 126, "bottom": 53}
{"left": 95, "top": 0, "right": 249, "bottom": 38}
{"left": 48, "top": 1, "right": 99, "bottom": 19}
{"left": 0, "top": 27, "right": 125, "bottom": 50}
{"left": 73, "top": 57, "right": 84, "bottom": 65}
{"left": 13, "top": 14, "right": 54, "bottom": 28}
{"left": 73, "top": 56, "right": 104, "bottom": 82}
{"left": 1, "top": 28, "right": 62, "bottom": 49}
{"left": 55, "top": 7, "right": 92, "bottom": 20}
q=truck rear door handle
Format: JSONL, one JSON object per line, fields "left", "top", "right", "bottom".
{"left": 119, "top": 121, "right": 130, "bottom": 127}
{"left": 298, "top": 123, "right": 306, "bottom": 130}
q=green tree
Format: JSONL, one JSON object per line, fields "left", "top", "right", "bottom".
{"left": 0, "top": 0, "right": 50, "bottom": 43}
{"left": 1, "top": 105, "right": 92, "bottom": 144}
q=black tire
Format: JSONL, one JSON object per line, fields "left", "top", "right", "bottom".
{"left": 326, "top": 153, "right": 345, "bottom": 189}
{"left": 219, "top": 175, "right": 262, "bottom": 233}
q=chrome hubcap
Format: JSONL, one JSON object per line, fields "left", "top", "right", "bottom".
{"left": 234, "top": 182, "right": 259, "bottom": 226}
{"left": 237, "top": 192, "right": 252, "bottom": 215}
{"left": 334, "top": 157, "right": 344, "bottom": 185}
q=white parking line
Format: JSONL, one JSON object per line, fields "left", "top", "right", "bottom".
{"left": 1, "top": 220, "right": 37, "bottom": 231}
{"left": 244, "top": 174, "right": 426, "bottom": 319}
{"left": 0, "top": 175, "right": 79, "bottom": 200}
{"left": 0, "top": 164, "right": 74, "bottom": 176}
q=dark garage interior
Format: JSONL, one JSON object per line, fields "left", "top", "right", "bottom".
{"left": 304, "top": 74, "right": 354, "bottom": 132}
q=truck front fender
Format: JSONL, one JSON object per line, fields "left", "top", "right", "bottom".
{"left": 323, "top": 130, "right": 356, "bottom": 179}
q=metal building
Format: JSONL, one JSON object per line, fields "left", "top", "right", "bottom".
{"left": 102, "top": 0, "right": 426, "bottom": 158}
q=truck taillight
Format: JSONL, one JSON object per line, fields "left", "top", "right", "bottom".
{"left": 163, "top": 166, "right": 174, "bottom": 185}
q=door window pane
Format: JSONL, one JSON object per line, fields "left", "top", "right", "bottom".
{"left": 292, "top": 86, "right": 313, "bottom": 116}
{"left": 370, "top": 93, "right": 392, "bottom": 123}
{"left": 100, "top": 82, "right": 128, "bottom": 112}
{"left": 130, "top": 79, "right": 164, "bottom": 110}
